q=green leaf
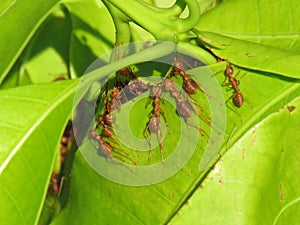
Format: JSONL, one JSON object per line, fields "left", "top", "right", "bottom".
{"left": 170, "top": 96, "right": 300, "bottom": 225}
{"left": 20, "top": 5, "right": 72, "bottom": 84}
{"left": 196, "top": 31, "right": 300, "bottom": 79}
{"left": 64, "top": 0, "right": 115, "bottom": 77}
{"left": 0, "top": 0, "right": 62, "bottom": 83}
{"left": 51, "top": 61, "right": 300, "bottom": 225}
{"left": 196, "top": 0, "right": 300, "bottom": 51}
{"left": 0, "top": 43, "right": 179, "bottom": 225}
{"left": 194, "top": 0, "right": 300, "bottom": 79}
{"left": 0, "top": 80, "right": 78, "bottom": 225}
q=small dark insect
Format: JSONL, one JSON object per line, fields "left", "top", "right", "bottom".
{"left": 287, "top": 105, "right": 296, "bottom": 113}
{"left": 223, "top": 65, "right": 244, "bottom": 107}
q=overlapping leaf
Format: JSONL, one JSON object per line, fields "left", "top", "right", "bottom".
{"left": 170, "top": 96, "right": 300, "bottom": 225}
{"left": 0, "top": 80, "right": 78, "bottom": 225}
{"left": 0, "top": 0, "right": 62, "bottom": 83}
{"left": 195, "top": 0, "right": 300, "bottom": 79}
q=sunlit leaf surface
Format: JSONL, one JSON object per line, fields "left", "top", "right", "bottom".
{"left": 0, "top": 80, "right": 78, "bottom": 224}
{"left": 170, "top": 96, "right": 300, "bottom": 225}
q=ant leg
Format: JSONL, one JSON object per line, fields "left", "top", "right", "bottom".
{"left": 159, "top": 110, "right": 170, "bottom": 134}
{"left": 226, "top": 123, "right": 237, "bottom": 150}
{"left": 243, "top": 97, "right": 253, "bottom": 109}
{"left": 157, "top": 129, "right": 164, "bottom": 163}
{"left": 190, "top": 77, "right": 223, "bottom": 106}
{"left": 184, "top": 118, "right": 201, "bottom": 131}
{"left": 187, "top": 96, "right": 211, "bottom": 119}
{"left": 191, "top": 105, "right": 211, "bottom": 126}
{"left": 113, "top": 147, "right": 137, "bottom": 165}
{"left": 222, "top": 81, "right": 233, "bottom": 88}
{"left": 143, "top": 126, "right": 153, "bottom": 160}
{"left": 112, "top": 146, "right": 129, "bottom": 157}
{"left": 107, "top": 155, "right": 134, "bottom": 172}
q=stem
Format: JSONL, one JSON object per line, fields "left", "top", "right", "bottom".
{"left": 105, "top": 0, "right": 175, "bottom": 40}
{"left": 177, "top": 41, "right": 217, "bottom": 65}
{"left": 103, "top": 1, "right": 134, "bottom": 62}
{"left": 137, "top": 0, "right": 186, "bottom": 17}
{"left": 172, "top": 0, "right": 200, "bottom": 33}
{"left": 105, "top": 0, "right": 201, "bottom": 42}
{"left": 168, "top": 0, "right": 187, "bottom": 16}
{"left": 103, "top": 1, "right": 132, "bottom": 44}
{"left": 80, "top": 42, "right": 176, "bottom": 87}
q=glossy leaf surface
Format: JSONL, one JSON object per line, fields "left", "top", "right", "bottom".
{"left": 170, "top": 96, "right": 300, "bottom": 225}
{"left": 0, "top": 80, "right": 78, "bottom": 224}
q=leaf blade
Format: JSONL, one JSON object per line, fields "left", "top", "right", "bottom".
{"left": 0, "top": 80, "right": 78, "bottom": 225}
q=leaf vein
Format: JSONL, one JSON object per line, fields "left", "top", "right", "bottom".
{"left": 0, "top": 184, "right": 26, "bottom": 225}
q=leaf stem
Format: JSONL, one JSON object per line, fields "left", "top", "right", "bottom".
{"left": 104, "top": 0, "right": 201, "bottom": 41}
{"left": 104, "top": 0, "right": 174, "bottom": 40}
{"left": 177, "top": 41, "right": 217, "bottom": 65}
{"left": 173, "top": 0, "right": 200, "bottom": 33}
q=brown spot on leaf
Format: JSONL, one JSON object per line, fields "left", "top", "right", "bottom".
{"left": 287, "top": 105, "right": 296, "bottom": 113}
{"left": 280, "top": 183, "right": 284, "bottom": 201}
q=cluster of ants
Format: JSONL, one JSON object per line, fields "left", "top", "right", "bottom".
{"left": 90, "top": 57, "right": 245, "bottom": 165}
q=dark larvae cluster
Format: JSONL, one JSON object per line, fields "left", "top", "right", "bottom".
{"left": 89, "top": 57, "right": 219, "bottom": 165}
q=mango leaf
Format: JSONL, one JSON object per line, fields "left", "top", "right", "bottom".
{"left": 0, "top": 42, "right": 179, "bottom": 225}
{"left": 64, "top": 0, "right": 115, "bottom": 77}
{"left": 196, "top": 0, "right": 300, "bottom": 50}
{"left": 19, "top": 5, "right": 72, "bottom": 84}
{"left": 0, "top": 0, "right": 62, "bottom": 83}
{"left": 170, "top": 96, "right": 300, "bottom": 225}
{"left": 0, "top": 79, "right": 78, "bottom": 225}
{"left": 194, "top": 0, "right": 300, "bottom": 79}
{"left": 51, "top": 58, "right": 300, "bottom": 224}
{"left": 196, "top": 31, "right": 300, "bottom": 79}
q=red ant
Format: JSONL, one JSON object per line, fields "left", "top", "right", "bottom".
{"left": 90, "top": 129, "right": 136, "bottom": 165}
{"left": 127, "top": 79, "right": 149, "bottom": 96}
{"left": 162, "top": 78, "right": 210, "bottom": 135}
{"left": 144, "top": 84, "right": 168, "bottom": 161}
{"left": 118, "top": 66, "right": 136, "bottom": 79}
{"left": 172, "top": 58, "right": 214, "bottom": 116}
{"left": 172, "top": 58, "right": 211, "bottom": 99}
{"left": 118, "top": 66, "right": 149, "bottom": 99}
{"left": 163, "top": 78, "right": 210, "bottom": 125}
{"left": 96, "top": 85, "right": 121, "bottom": 143}
{"left": 223, "top": 65, "right": 244, "bottom": 107}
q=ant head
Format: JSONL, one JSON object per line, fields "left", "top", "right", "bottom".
{"left": 173, "top": 58, "right": 183, "bottom": 70}
{"left": 152, "top": 85, "right": 162, "bottom": 97}
{"left": 225, "top": 65, "right": 234, "bottom": 76}
{"left": 90, "top": 129, "right": 98, "bottom": 138}
{"left": 163, "top": 78, "right": 175, "bottom": 91}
